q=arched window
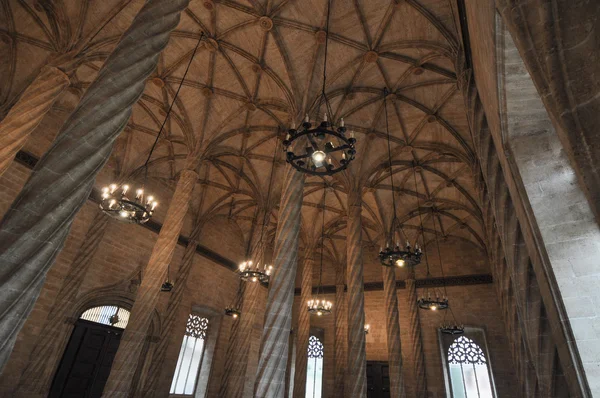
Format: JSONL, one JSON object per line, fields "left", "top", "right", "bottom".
{"left": 306, "top": 335, "right": 324, "bottom": 398}
{"left": 170, "top": 314, "right": 209, "bottom": 395}
{"left": 447, "top": 335, "right": 494, "bottom": 398}
{"left": 80, "top": 305, "right": 130, "bottom": 328}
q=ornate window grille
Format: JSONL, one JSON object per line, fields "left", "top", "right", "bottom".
{"left": 170, "top": 314, "right": 209, "bottom": 395}
{"left": 306, "top": 335, "right": 324, "bottom": 398}
{"left": 446, "top": 335, "right": 495, "bottom": 398}
{"left": 80, "top": 305, "right": 130, "bottom": 329}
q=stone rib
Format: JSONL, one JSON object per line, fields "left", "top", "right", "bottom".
{"left": 0, "top": 66, "right": 70, "bottom": 176}
{"left": 293, "top": 255, "right": 314, "bottom": 398}
{"left": 255, "top": 166, "right": 304, "bottom": 397}
{"left": 143, "top": 222, "right": 203, "bottom": 397}
{"left": 103, "top": 168, "right": 197, "bottom": 397}
{"left": 346, "top": 195, "right": 367, "bottom": 398}
{"left": 406, "top": 276, "right": 427, "bottom": 397}
{"left": 15, "top": 210, "right": 109, "bottom": 396}
{"left": 0, "top": 0, "right": 190, "bottom": 371}
{"left": 383, "top": 266, "right": 405, "bottom": 398}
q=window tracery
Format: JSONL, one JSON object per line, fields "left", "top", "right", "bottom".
{"left": 448, "top": 336, "right": 487, "bottom": 365}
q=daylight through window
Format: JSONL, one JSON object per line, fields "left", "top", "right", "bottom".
{"left": 305, "top": 335, "right": 324, "bottom": 398}
{"left": 447, "top": 335, "right": 494, "bottom": 398}
{"left": 170, "top": 314, "right": 209, "bottom": 395}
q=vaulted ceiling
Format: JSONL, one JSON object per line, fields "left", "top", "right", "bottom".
{"left": 1, "top": 0, "right": 486, "bottom": 277}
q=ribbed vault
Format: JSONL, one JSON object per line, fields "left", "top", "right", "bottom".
{"left": 1, "top": 0, "right": 487, "bottom": 278}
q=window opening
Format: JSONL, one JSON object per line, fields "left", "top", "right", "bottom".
{"left": 447, "top": 335, "right": 494, "bottom": 398}
{"left": 306, "top": 335, "right": 324, "bottom": 398}
{"left": 170, "top": 314, "right": 209, "bottom": 395}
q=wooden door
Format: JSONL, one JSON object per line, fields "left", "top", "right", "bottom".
{"left": 367, "top": 361, "right": 391, "bottom": 398}
{"left": 49, "top": 319, "right": 123, "bottom": 398}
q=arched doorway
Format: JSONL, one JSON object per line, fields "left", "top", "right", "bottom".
{"left": 48, "top": 305, "right": 130, "bottom": 398}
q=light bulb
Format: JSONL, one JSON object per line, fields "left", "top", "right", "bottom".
{"left": 312, "top": 150, "right": 326, "bottom": 163}
{"left": 317, "top": 311, "right": 322, "bottom": 316}
{"left": 102, "top": 187, "right": 109, "bottom": 193}
{"left": 136, "top": 189, "right": 143, "bottom": 199}
{"left": 340, "top": 118, "right": 344, "bottom": 127}
{"left": 252, "top": 276, "right": 258, "bottom": 282}
{"left": 323, "top": 113, "right": 328, "bottom": 122}
{"left": 102, "top": 192, "right": 109, "bottom": 199}
{"left": 110, "top": 184, "right": 117, "bottom": 193}
{"left": 431, "top": 305, "right": 437, "bottom": 311}
{"left": 350, "top": 131, "right": 355, "bottom": 139}
{"left": 151, "top": 201, "right": 158, "bottom": 210}
{"left": 122, "top": 185, "right": 129, "bottom": 194}
{"left": 147, "top": 196, "right": 154, "bottom": 203}
{"left": 305, "top": 114, "right": 310, "bottom": 123}
{"left": 233, "top": 313, "right": 238, "bottom": 319}
{"left": 109, "top": 199, "right": 116, "bottom": 208}
{"left": 395, "top": 259, "right": 405, "bottom": 267}
{"left": 119, "top": 210, "right": 129, "bottom": 218}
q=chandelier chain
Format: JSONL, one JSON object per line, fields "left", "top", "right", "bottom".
{"left": 317, "top": 0, "right": 334, "bottom": 120}
{"left": 317, "top": 182, "right": 327, "bottom": 296}
{"left": 383, "top": 88, "right": 399, "bottom": 241}
{"left": 143, "top": 31, "right": 205, "bottom": 181}
{"left": 431, "top": 208, "right": 449, "bottom": 297}
{"left": 252, "top": 138, "right": 280, "bottom": 259}
{"left": 412, "top": 163, "right": 430, "bottom": 276}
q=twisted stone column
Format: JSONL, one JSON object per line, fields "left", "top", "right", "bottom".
{"left": 0, "top": 66, "right": 70, "bottom": 176}
{"left": 0, "top": 0, "right": 190, "bottom": 371}
{"left": 103, "top": 168, "right": 198, "bottom": 397}
{"left": 143, "top": 222, "right": 202, "bottom": 397}
{"left": 255, "top": 166, "right": 304, "bottom": 397}
{"left": 346, "top": 191, "right": 367, "bottom": 397}
{"left": 293, "top": 254, "right": 314, "bottom": 398}
{"left": 333, "top": 263, "right": 346, "bottom": 396}
{"left": 229, "top": 281, "right": 261, "bottom": 398}
{"left": 15, "top": 210, "right": 109, "bottom": 396}
{"left": 406, "top": 270, "right": 427, "bottom": 397}
{"left": 383, "top": 267, "right": 405, "bottom": 398}
{"left": 218, "top": 282, "right": 246, "bottom": 398}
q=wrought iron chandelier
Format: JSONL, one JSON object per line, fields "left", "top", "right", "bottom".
{"left": 160, "top": 261, "right": 174, "bottom": 292}
{"left": 239, "top": 260, "right": 273, "bottom": 283}
{"left": 379, "top": 88, "right": 422, "bottom": 268}
{"left": 225, "top": 307, "right": 241, "bottom": 319}
{"left": 283, "top": 0, "right": 356, "bottom": 176}
{"left": 238, "top": 140, "right": 279, "bottom": 284}
{"left": 225, "top": 281, "right": 243, "bottom": 319}
{"left": 307, "top": 183, "right": 333, "bottom": 316}
{"left": 100, "top": 32, "right": 205, "bottom": 223}
{"left": 410, "top": 161, "right": 450, "bottom": 312}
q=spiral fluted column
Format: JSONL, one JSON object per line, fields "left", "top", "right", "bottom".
{"left": 229, "top": 280, "right": 261, "bottom": 397}
{"left": 15, "top": 210, "right": 109, "bottom": 396}
{"left": 103, "top": 168, "right": 198, "bottom": 397}
{"left": 406, "top": 270, "right": 427, "bottom": 397}
{"left": 143, "top": 222, "right": 202, "bottom": 397}
{"left": 0, "top": 0, "right": 190, "bottom": 371}
{"left": 346, "top": 191, "right": 367, "bottom": 397}
{"left": 293, "top": 255, "right": 314, "bottom": 398}
{"left": 219, "top": 281, "right": 246, "bottom": 398}
{"left": 255, "top": 166, "right": 304, "bottom": 398}
{"left": 0, "top": 66, "right": 70, "bottom": 176}
{"left": 334, "top": 263, "right": 346, "bottom": 396}
{"left": 383, "top": 267, "right": 406, "bottom": 398}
